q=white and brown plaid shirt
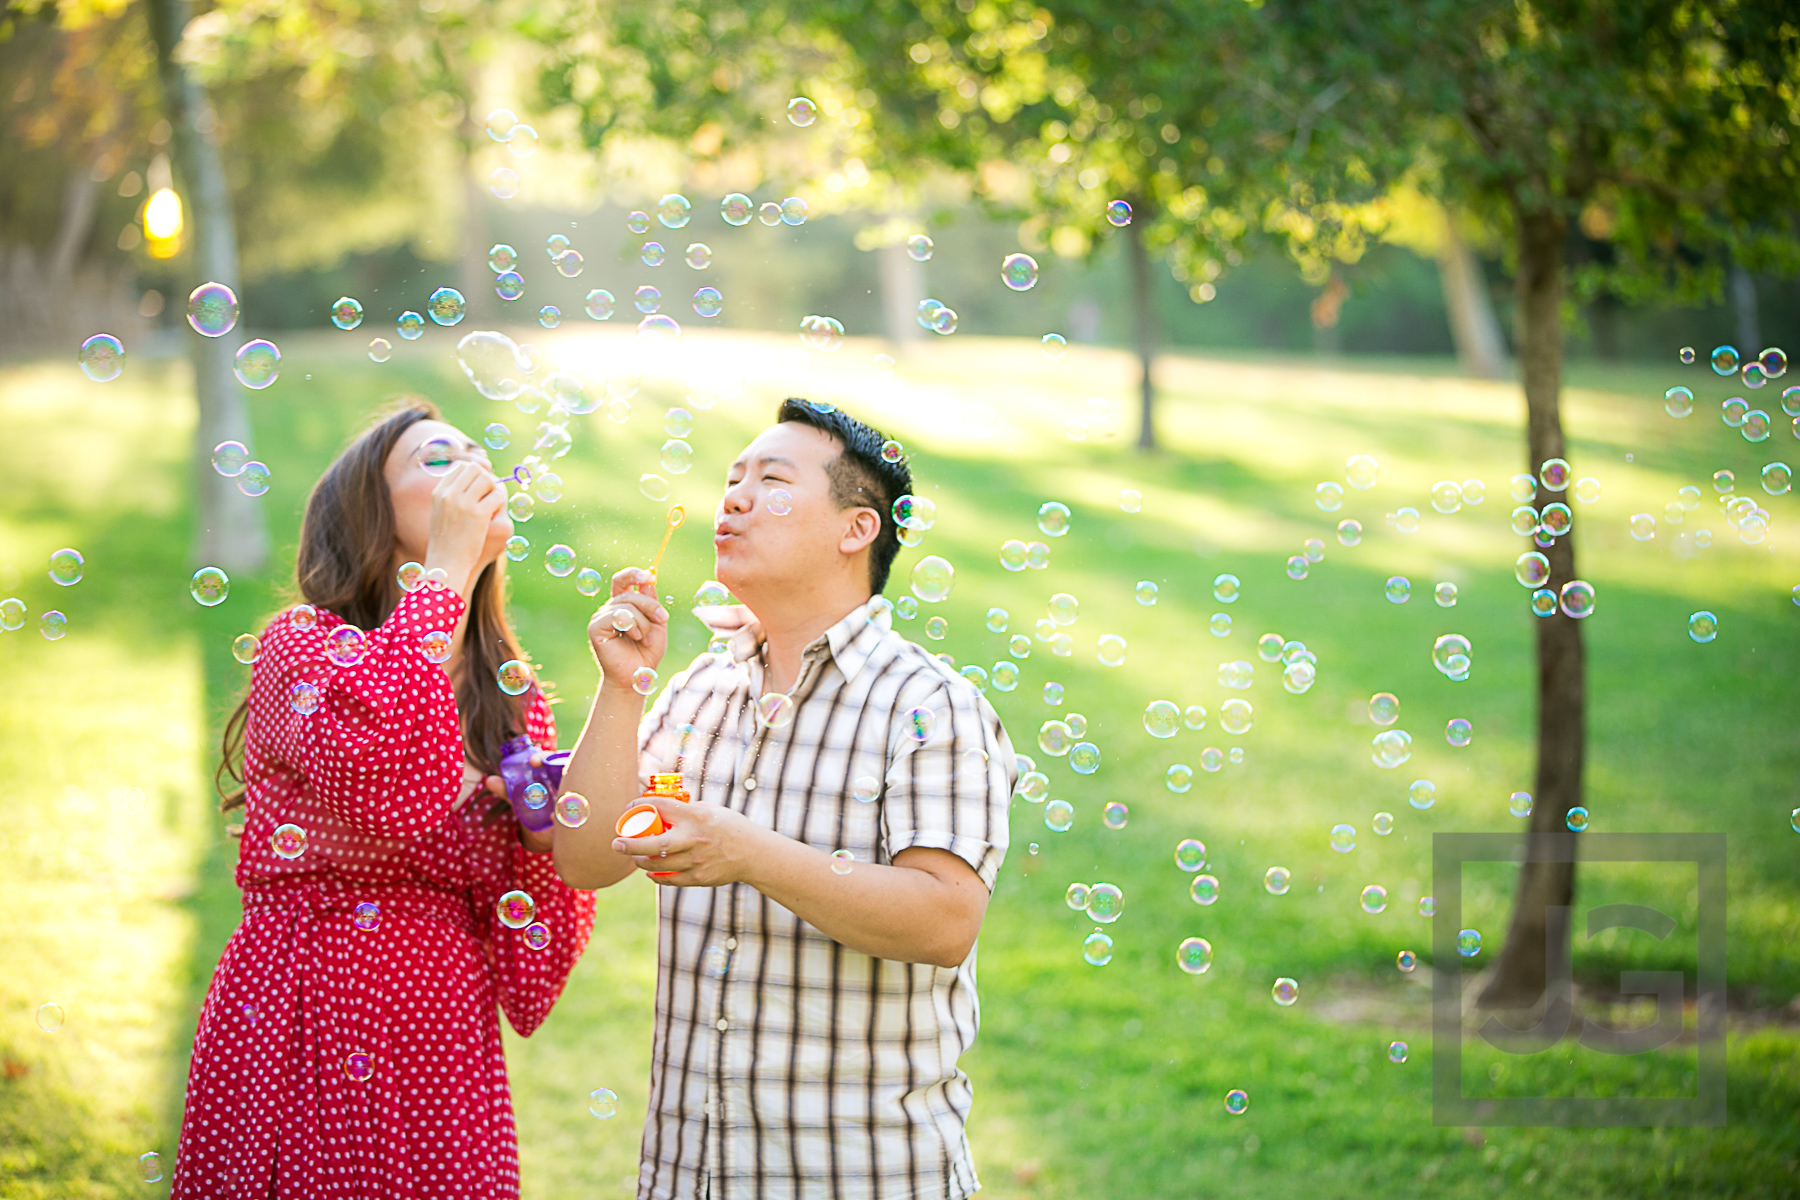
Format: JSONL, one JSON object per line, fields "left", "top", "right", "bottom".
{"left": 632, "top": 597, "right": 1016, "bottom": 1200}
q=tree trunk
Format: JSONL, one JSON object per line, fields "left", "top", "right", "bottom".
{"left": 147, "top": 0, "right": 268, "bottom": 573}
{"left": 1123, "top": 207, "right": 1158, "bottom": 451}
{"left": 458, "top": 123, "right": 491, "bottom": 325}
{"left": 877, "top": 236, "right": 925, "bottom": 347}
{"left": 1477, "top": 207, "right": 1585, "bottom": 1010}
{"left": 1731, "top": 264, "right": 1760, "bottom": 355}
{"left": 1436, "top": 219, "right": 1508, "bottom": 378}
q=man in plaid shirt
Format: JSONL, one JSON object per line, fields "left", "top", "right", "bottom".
{"left": 556, "top": 399, "right": 1017, "bottom": 1200}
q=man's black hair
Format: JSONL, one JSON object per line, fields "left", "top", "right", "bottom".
{"left": 776, "top": 397, "right": 914, "bottom": 594}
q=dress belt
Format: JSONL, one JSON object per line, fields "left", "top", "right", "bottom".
{"left": 243, "top": 880, "right": 477, "bottom": 938}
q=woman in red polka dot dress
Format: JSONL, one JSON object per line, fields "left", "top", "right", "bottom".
{"left": 173, "top": 401, "right": 596, "bottom": 1198}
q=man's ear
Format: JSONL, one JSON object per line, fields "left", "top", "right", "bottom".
{"left": 839, "top": 507, "right": 881, "bottom": 556}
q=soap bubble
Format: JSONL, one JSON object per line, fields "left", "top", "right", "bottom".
{"left": 766, "top": 488, "right": 794, "bottom": 516}
{"left": 489, "top": 168, "right": 519, "bottom": 198}
{"left": 78, "top": 333, "right": 125, "bottom": 381}
{"left": 1345, "top": 454, "right": 1379, "bottom": 490}
{"left": 693, "top": 287, "right": 724, "bottom": 318}
{"left": 1264, "top": 866, "right": 1291, "bottom": 895}
{"left": 1286, "top": 556, "right": 1309, "bottom": 580}
{"left": 1456, "top": 928, "right": 1481, "bottom": 957}
{"left": 487, "top": 244, "right": 518, "bottom": 272}
{"left": 1105, "top": 199, "right": 1132, "bottom": 226}
{"left": 455, "top": 331, "right": 529, "bottom": 402}
{"left": 1174, "top": 839, "right": 1206, "bottom": 872}
{"left": 1387, "top": 1040, "right": 1408, "bottom": 1064}
{"left": 1271, "top": 977, "right": 1299, "bottom": 1007}
{"left": 553, "top": 250, "right": 585, "bottom": 279}
{"left": 1566, "top": 806, "right": 1590, "bottom": 832}
{"left": 497, "top": 889, "right": 536, "bottom": 929}
{"left": 1372, "top": 811, "right": 1394, "bottom": 835}
{"left": 48, "top": 548, "right": 85, "bottom": 586}
{"left": 1224, "top": 1089, "right": 1249, "bottom": 1115}
{"left": 1434, "top": 581, "right": 1459, "bottom": 608}
{"left": 1515, "top": 551, "right": 1550, "bottom": 587}
{"left": 1384, "top": 576, "right": 1411, "bottom": 604}
{"left": 585, "top": 1086, "right": 620, "bottom": 1120}
{"left": 1086, "top": 882, "right": 1124, "bottom": 923}
{"left": 1330, "top": 823, "right": 1356, "bottom": 853}
{"left": 326, "top": 624, "right": 366, "bottom": 668}
{"left": 1166, "top": 764, "right": 1194, "bottom": 794}
{"left": 1096, "top": 633, "right": 1128, "bottom": 668}
{"left": 1371, "top": 728, "right": 1413, "bottom": 769}
{"left": 39, "top": 610, "right": 67, "bottom": 640}
{"left": 1219, "top": 698, "right": 1252, "bottom": 735}
{"left": 538, "top": 306, "right": 562, "bottom": 329}
{"left": 714, "top": 193, "right": 754, "bottom": 228}
{"left": 0, "top": 597, "right": 25, "bottom": 631}
{"left": 635, "top": 285, "right": 663, "bottom": 315}
{"left": 495, "top": 272, "right": 525, "bottom": 302}
{"left": 1037, "top": 720, "right": 1071, "bottom": 757}
{"left": 639, "top": 474, "right": 671, "bottom": 502}
{"left": 1337, "top": 519, "right": 1362, "bottom": 546}
{"left": 1408, "top": 778, "right": 1436, "bottom": 810}
{"left": 1040, "top": 331, "right": 1066, "bottom": 357}
{"left": 1539, "top": 458, "right": 1571, "bottom": 491}
{"left": 756, "top": 691, "right": 797, "bottom": 729}
{"left": 418, "top": 630, "right": 452, "bottom": 664}
{"left": 657, "top": 193, "right": 693, "bottom": 229}
{"left": 1361, "top": 885, "right": 1388, "bottom": 914}
{"left": 1764, "top": 462, "right": 1793, "bottom": 495}
{"left": 1397, "top": 949, "right": 1418, "bottom": 972}
{"left": 272, "top": 823, "right": 309, "bottom": 859}
{"left": 1187, "top": 873, "right": 1219, "bottom": 906}
{"left": 1446, "top": 717, "right": 1472, "bottom": 747}
{"left": 190, "top": 566, "right": 230, "bottom": 607}
{"left": 1101, "top": 801, "right": 1128, "bottom": 829}
{"left": 1315, "top": 481, "right": 1345, "bottom": 512}
{"left": 1685, "top": 610, "right": 1718, "bottom": 643}
{"left": 1037, "top": 501, "right": 1072, "bottom": 537}
{"left": 1559, "top": 580, "right": 1596, "bottom": 619}
{"left": 233, "top": 339, "right": 281, "bottom": 389}
{"left": 1177, "top": 937, "right": 1214, "bottom": 975}
{"left": 1711, "top": 345, "right": 1739, "bottom": 375}
{"left": 186, "top": 282, "right": 240, "bottom": 337}
{"left": 780, "top": 196, "right": 809, "bottom": 226}
{"left": 1663, "top": 386, "right": 1694, "bottom": 418}
{"left": 545, "top": 544, "right": 577, "bottom": 578}
{"left": 497, "top": 659, "right": 533, "bottom": 696}
{"left": 1432, "top": 634, "right": 1472, "bottom": 680}
{"left": 1143, "top": 700, "right": 1181, "bottom": 738}
{"left": 232, "top": 633, "right": 261, "bottom": 664}
{"left": 427, "top": 287, "right": 466, "bottom": 326}
{"left": 1001, "top": 252, "right": 1039, "bottom": 291}
{"left": 1420, "top": 896, "right": 1437, "bottom": 917}
{"left": 1212, "top": 574, "right": 1240, "bottom": 604}
{"left": 660, "top": 439, "right": 694, "bottom": 475}
{"left": 1082, "top": 932, "right": 1114, "bottom": 966}
{"left": 1044, "top": 799, "right": 1073, "bottom": 831}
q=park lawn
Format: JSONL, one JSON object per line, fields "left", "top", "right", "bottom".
{"left": 0, "top": 327, "right": 1796, "bottom": 1199}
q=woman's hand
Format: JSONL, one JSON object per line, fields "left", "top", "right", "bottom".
{"left": 484, "top": 773, "right": 554, "bottom": 852}
{"left": 588, "top": 567, "right": 668, "bottom": 692}
{"left": 425, "top": 461, "right": 506, "bottom": 597}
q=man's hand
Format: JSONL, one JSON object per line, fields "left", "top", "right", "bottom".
{"left": 588, "top": 567, "right": 668, "bottom": 692}
{"left": 612, "top": 796, "right": 765, "bottom": 886}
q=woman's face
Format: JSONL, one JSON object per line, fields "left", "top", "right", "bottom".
{"left": 384, "top": 419, "right": 513, "bottom": 567}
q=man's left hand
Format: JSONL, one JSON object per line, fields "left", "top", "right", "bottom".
{"left": 612, "top": 797, "right": 762, "bottom": 886}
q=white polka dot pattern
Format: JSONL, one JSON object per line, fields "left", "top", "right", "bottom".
{"left": 171, "top": 590, "right": 597, "bottom": 1199}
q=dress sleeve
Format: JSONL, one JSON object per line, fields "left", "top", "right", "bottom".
{"left": 252, "top": 588, "right": 469, "bottom": 840}
{"left": 879, "top": 672, "right": 1017, "bottom": 892}
{"left": 480, "top": 691, "right": 598, "bottom": 1037}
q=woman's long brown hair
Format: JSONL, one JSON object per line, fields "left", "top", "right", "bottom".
{"left": 217, "top": 399, "right": 531, "bottom": 812}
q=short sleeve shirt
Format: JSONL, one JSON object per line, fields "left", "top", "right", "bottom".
{"left": 633, "top": 597, "right": 1017, "bottom": 1200}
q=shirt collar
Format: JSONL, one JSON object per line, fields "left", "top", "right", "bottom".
{"left": 727, "top": 596, "right": 893, "bottom": 686}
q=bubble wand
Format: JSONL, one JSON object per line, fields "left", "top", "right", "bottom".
{"left": 647, "top": 505, "right": 685, "bottom": 579}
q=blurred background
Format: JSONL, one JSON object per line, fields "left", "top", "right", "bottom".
{"left": 2, "top": 2, "right": 1797, "bottom": 1197}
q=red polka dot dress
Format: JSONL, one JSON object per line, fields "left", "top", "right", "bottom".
{"left": 172, "top": 587, "right": 596, "bottom": 1199}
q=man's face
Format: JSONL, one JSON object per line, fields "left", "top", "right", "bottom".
{"left": 714, "top": 422, "right": 867, "bottom": 600}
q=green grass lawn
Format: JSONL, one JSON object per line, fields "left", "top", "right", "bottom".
{"left": 1, "top": 327, "right": 1796, "bottom": 1198}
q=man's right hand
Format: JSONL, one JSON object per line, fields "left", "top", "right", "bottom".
{"left": 589, "top": 567, "right": 669, "bottom": 690}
